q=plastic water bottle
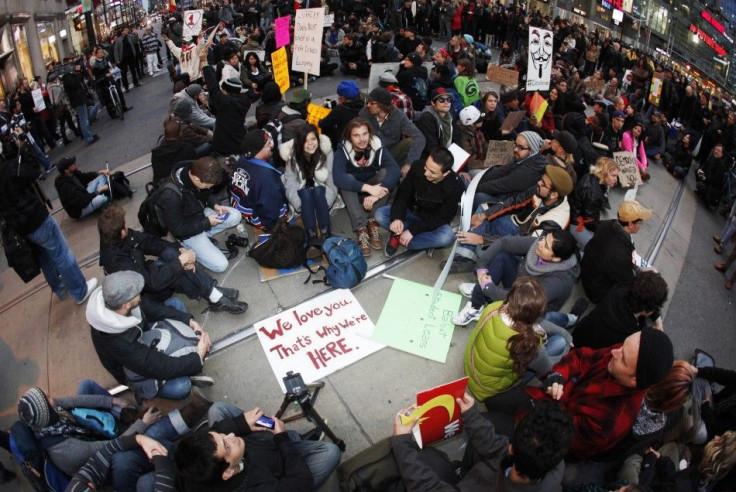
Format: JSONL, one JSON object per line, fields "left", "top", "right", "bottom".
{"left": 236, "top": 223, "right": 247, "bottom": 236}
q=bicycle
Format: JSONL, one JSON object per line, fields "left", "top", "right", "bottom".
{"left": 108, "top": 67, "right": 124, "bottom": 121}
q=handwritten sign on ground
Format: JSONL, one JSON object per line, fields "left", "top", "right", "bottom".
{"left": 256, "top": 289, "right": 384, "bottom": 392}
{"left": 500, "top": 110, "right": 526, "bottom": 132}
{"left": 477, "top": 140, "right": 515, "bottom": 169}
{"left": 292, "top": 7, "right": 324, "bottom": 76}
{"left": 372, "top": 278, "right": 462, "bottom": 363}
{"left": 614, "top": 151, "right": 642, "bottom": 188}
{"left": 275, "top": 15, "right": 291, "bottom": 48}
{"left": 486, "top": 65, "right": 519, "bottom": 87}
{"left": 271, "top": 47, "right": 290, "bottom": 94}
{"left": 306, "top": 103, "right": 331, "bottom": 132}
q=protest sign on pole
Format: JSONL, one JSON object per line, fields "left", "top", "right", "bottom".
{"left": 476, "top": 140, "right": 515, "bottom": 169}
{"left": 648, "top": 72, "right": 664, "bottom": 106}
{"left": 613, "top": 151, "right": 643, "bottom": 188}
{"left": 486, "top": 65, "right": 519, "bottom": 87}
{"left": 292, "top": 8, "right": 324, "bottom": 77}
{"left": 324, "top": 13, "right": 334, "bottom": 27}
{"left": 275, "top": 15, "right": 291, "bottom": 49}
{"left": 182, "top": 10, "right": 204, "bottom": 39}
{"left": 526, "top": 26, "right": 553, "bottom": 91}
{"left": 306, "top": 103, "right": 331, "bottom": 131}
{"left": 255, "top": 290, "right": 385, "bottom": 392}
{"left": 271, "top": 47, "right": 290, "bottom": 94}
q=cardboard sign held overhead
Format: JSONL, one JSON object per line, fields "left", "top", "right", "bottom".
{"left": 182, "top": 10, "right": 204, "bottom": 38}
{"left": 500, "top": 110, "right": 526, "bottom": 132}
{"left": 526, "top": 26, "right": 553, "bottom": 91}
{"left": 613, "top": 151, "right": 643, "bottom": 188}
{"left": 271, "top": 47, "right": 290, "bottom": 94}
{"left": 486, "top": 65, "right": 519, "bottom": 87}
{"left": 292, "top": 8, "right": 325, "bottom": 76}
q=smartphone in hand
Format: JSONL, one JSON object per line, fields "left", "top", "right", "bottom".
{"left": 255, "top": 416, "right": 275, "bottom": 429}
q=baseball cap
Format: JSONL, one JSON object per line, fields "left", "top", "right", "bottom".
{"left": 618, "top": 200, "right": 653, "bottom": 223}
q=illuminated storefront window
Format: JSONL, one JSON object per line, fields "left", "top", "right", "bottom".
{"left": 12, "top": 24, "right": 32, "bottom": 81}
{"left": 37, "top": 22, "right": 59, "bottom": 66}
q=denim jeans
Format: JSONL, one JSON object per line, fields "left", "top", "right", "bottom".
{"left": 27, "top": 215, "right": 88, "bottom": 301}
{"left": 75, "top": 103, "right": 97, "bottom": 144}
{"left": 470, "top": 250, "right": 520, "bottom": 308}
{"left": 79, "top": 175, "right": 110, "bottom": 218}
{"left": 457, "top": 210, "right": 521, "bottom": 260}
{"left": 180, "top": 206, "right": 241, "bottom": 272}
{"left": 721, "top": 219, "right": 736, "bottom": 246}
{"left": 30, "top": 139, "right": 52, "bottom": 171}
{"left": 340, "top": 168, "right": 388, "bottom": 230}
{"left": 156, "top": 377, "right": 192, "bottom": 400}
{"left": 207, "top": 403, "right": 341, "bottom": 488}
{"left": 545, "top": 334, "right": 567, "bottom": 357}
{"left": 374, "top": 206, "right": 455, "bottom": 250}
{"left": 544, "top": 311, "right": 575, "bottom": 328}
{"left": 163, "top": 296, "right": 187, "bottom": 313}
{"left": 298, "top": 186, "right": 331, "bottom": 235}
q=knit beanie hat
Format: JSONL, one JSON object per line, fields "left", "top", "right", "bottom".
{"left": 18, "top": 387, "right": 58, "bottom": 429}
{"left": 260, "top": 81, "right": 282, "bottom": 104}
{"left": 518, "top": 131, "right": 544, "bottom": 153}
{"left": 368, "top": 87, "right": 393, "bottom": 107}
{"left": 221, "top": 77, "right": 243, "bottom": 94}
{"left": 552, "top": 130, "right": 577, "bottom": 154}
{"left": 337, "top": 80, "right": 360, "bottom": 99}
{"left": 173, "top": 99, "right": 192, "bottom": 119}
{"left": 636, "top": 327, "right": 674, "bottom": 389}
{"left": 185, "top": 84, "right": 203, "bottom": 97}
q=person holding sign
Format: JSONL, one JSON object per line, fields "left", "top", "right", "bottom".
{"left": 391, "top": 395, "right": 573, "bottom": 491}
{"left": 621, "top": 120, "right": 650, "bottom": 182}
{"left": 580, "top": 200, "right": 653, "bottom": 303}
{"left": 375, "top": 147, "right": 464, "bottom": 257}
{"left": 333, "top": 118, "right": 400, "bottom": 256}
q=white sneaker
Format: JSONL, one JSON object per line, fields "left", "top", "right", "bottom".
{"left": 452, "top": 301, "right": 481, "bottom": 326}
{"left": 458, "top": 282, "right": 476, "bottom": 298}
{"left": 76, "top": 278, "right": 98, "bottom": 304}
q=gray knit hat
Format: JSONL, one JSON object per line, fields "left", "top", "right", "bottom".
{"left": 18, "top": 387, "right": 56, "bottom": 429}
{"left": 185, "top": 83, "right": 203, "bottom": 97}
{"left": 518, "top": 131, "right": 544, "bottom": 153}
{"left": 102, "top": 271, "right": 145, "bottom": 309}
{"left": 221, "top": 77, "right": 243, "bottom": 94}
{"left": 173, "top": 99, "right": 192, "bottom": 119}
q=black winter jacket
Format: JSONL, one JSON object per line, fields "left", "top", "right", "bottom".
{"left": 568, "top": 172, "right": 608, "bottom": 232}
{"left": 55, "top": 170, "right": 99, "bottom": 219}
{"left": 158, "top": 165, "right": 215, "bottom": 240}
{"left": 0, "top": 145, "right": 48, "bottom": 235}
{"left": 580, "top": 219, "right": 636, "bottom": 303}
{"left": 476, "top": 152, "right": 548, "bottom": 198}
{"left": 202, "top": 65, "right": 251, "bottom": 155}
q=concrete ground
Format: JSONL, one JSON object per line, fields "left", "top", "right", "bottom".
{"left": 0, "top": 41, "right": 734, "bottom": 491}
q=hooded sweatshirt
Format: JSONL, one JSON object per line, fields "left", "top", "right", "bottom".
{"left": 86, "top": 288, "right": 203, "bottom": 384}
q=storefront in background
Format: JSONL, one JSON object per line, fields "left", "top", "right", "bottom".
{"left": 37, "top": 21, "right": 60, "bottom": 67}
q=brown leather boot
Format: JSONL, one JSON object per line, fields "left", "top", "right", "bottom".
{"left": 179, "top": 388, "right": 213, "bottom": 428}
{"left": 356, "top": 228, "right": 371, "bottom": 256}
{"left": 367, "top": 219, "right": 382, "bottom": 249}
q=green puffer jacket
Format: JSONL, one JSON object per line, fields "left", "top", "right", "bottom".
{"left": 464, "top": 301, "right": 540, "bottom": 401}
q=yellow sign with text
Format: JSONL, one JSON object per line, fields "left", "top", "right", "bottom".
{"left": 271, "top": 47, "right": 290, "bottom": 95}
{"left": 306, "top": 103, "right": 331, "bottom": 133}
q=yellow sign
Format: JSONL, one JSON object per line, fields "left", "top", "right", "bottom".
{"left": 306, "top": 103, "right": 331, "bottom": 133}
{"left": 271, "top": 47, "right": 290, "bottom": 95}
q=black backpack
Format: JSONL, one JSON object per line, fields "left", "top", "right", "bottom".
{"left": 109, "top": 171, "right": 134, "bottom": 199}
{"left": 137, "top": 181, "right": 182, "bottom": 237}
{"left": 1, "top": 221, "right": 41, "bottom": 283}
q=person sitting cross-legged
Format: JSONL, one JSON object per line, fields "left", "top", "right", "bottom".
{"left": 171, "top": 402, "right": 342, "bottom": 490}
{"left": 375, "top": 147, "right": 464, "bottom": 257}
{"left": 55, "top": 156, "right": 111, "bottom": 219}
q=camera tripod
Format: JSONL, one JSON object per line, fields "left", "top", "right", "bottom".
{"left": 274, "top": 380, "right": 346, "bottom": 451}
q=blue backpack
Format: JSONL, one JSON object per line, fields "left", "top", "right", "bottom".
{"left": 9, "top": 420, "right": 70, "bottom": 492}
{"left": 70, "top": 408, "right": 117, "bottom": 439}
{"left": 305, "top": 237, "right": 367, "bottom": 289}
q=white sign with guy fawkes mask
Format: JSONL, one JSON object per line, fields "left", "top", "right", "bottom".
{"left": 526, "top": 26, "right": 553, "bottom": 92}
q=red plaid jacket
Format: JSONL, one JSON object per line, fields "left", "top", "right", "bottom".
{"left": 527, "top": 346, "right": 645, "bottom": 462}
{"left": 386, "top": 85, "right": 414, "bottom": 121}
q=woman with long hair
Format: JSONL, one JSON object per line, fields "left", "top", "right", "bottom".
{"left": 569, "top": 156, "right": 620, "bottom": 249}
{"left": 621, "top": 120, "right": 650, "bottom": 181}
{"left": 280, "top": 124, "right": 337, "bottom": 241}
{"left": 479, "top": 90, "right": 507, "bottom": 141}
{"left": 241, "top": 51, "right": 272, "bottom": 99}
{"left": 463, "top": 277, "right": 548, "bottom": 402}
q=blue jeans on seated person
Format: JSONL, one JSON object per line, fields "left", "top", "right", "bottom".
{"left": 298, "top": 186, "right": 331, "bottom": 236}
{"left": 545, "top": 334, "right": 567, "bottom": 357}
{"left": 180, "top": 206, "right": 241, "bottom": 273}
{"left": 374, "top": 206, "right": 455, "bottom": 250}
{"left": 27, "top": 215, "right": 88, "bottom": 301}
{"left": 79, "top": 175, "right": 110, "bottom": 218}
{"left": 544, "top": 311, "right": 575, "bottom": 328}
{"left": 457, "top": 207, "right": 521, "bottom": 260}
{"left": 207, "top": 402, "right": 342, "bottom": 489}
{"left": 470, "top": 250, "right": 520, "bottom": 308}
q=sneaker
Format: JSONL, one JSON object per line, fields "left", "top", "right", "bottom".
{"left": 190, "top": 375, "right": 215, "bottom": 387}
{"left": 568, "top": 297, "right": 590, "bottom": 319}
{"left": 357, "top": 228, "right": 371, "bottom": 256}
{"left": 217, "top": 286, "right": 240, "bottom": 300}
{"left": 384, "top": 234, "right": 400, "bottom": 257}
{"left": 458, "top": 282, "right": 475, "bottom": 298}
{"left": 209, "top": 296, "right": 249, "bottom": 314}
{"left": 452, "top": 301, "right": 481, "bottom": 326}
{"left": 366, "top": 219, "right": 382, "bottom": 249}
{"left": 76, "top": 278, "right": 98, "bottom": 304}
{"left": 713, "top": 235, "right": 722, "bottom": 244}
{"left": 715, "top": 262, "right": 727, "bottom": 272}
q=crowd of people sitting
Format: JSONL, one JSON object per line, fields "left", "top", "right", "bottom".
{"left": 2, "top": 0, "right": 736, "bottom": 490}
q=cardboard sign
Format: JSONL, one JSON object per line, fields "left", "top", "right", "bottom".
{"left": 292, "top": 8, "right": 325, "bottom": 76}
{"left": 587, "top": 78, "right": 605, "bottom": 93}
{"left": 275, "top": 15, "right": 291, "bottom": 49}
{"left": 526, "top": 26, "right": 553, "bottom": 91}
{"left": 271, "top": 47, "right": 290, "bottom": 94}
{"left": 255, "top": 289, "right": 385, "bottom": 392}
{"left": 306, "top": 103, "right": 331, "bottom": 132}
{"left": 401, "top": 378, "right": 469, "bottom": 448}
{"left": 613, "top": 151, "right": 643, "bottom": 188}
{"left": 478, "top": 140, "right": 515, "bottom": 169}
{"left": 368, "top": 62, "right": 401, "bottom": 91}
{"left": 324, "top": 13, "right": 334, "bottom": 27}
{"left": 31, "top": 89, "right": 45, "bottom": 111}
{"left": 372, "top": 278, "right": 461, "bottom": 363}
{"left": 500, "top": 110, "right": 526, "bottom": 132}
{"left": 648, "top": 72, "right": 664, "bottom": 107}
{"left": 182, "top": 9, "right": 204, "bottom": 38}
{"left": 486, "top": 65, "right": 519, "bottom": 87}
